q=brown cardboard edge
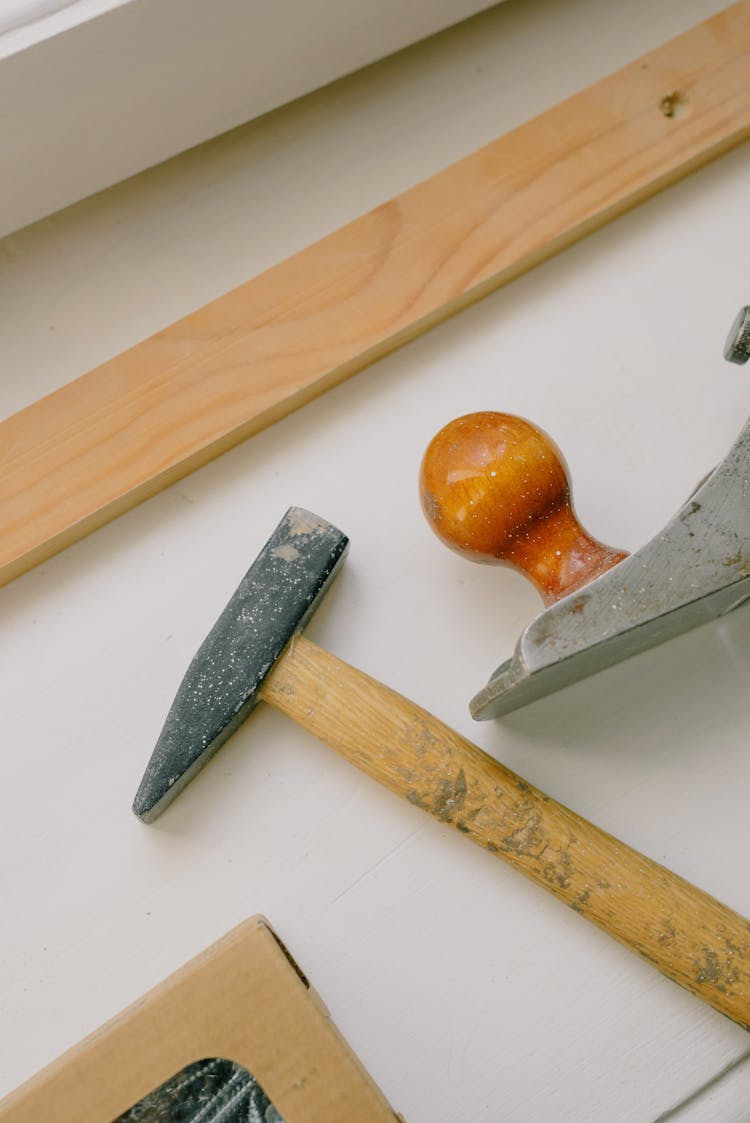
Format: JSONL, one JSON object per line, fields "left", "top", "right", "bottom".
{"left": 0, "top": 916, "right": 402, "bottom": 1123}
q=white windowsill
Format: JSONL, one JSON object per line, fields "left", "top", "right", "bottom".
{"left": 0, "top": 0, "right": 497, "bottom": 237}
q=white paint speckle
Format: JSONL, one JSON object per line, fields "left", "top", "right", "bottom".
{"left": 271, "top": 543, "right": 300, "bottom": 562}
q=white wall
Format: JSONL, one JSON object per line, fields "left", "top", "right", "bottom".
{"left": 0, "top": 0, "right": 498, "bottom": 236}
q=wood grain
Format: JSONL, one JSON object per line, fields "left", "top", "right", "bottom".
{"left": 1, "top": 1, "right": 749, "bottom": 589}
{"left": 264, "top": 636, "right": 750, "bottom": 1029}
{"left": 419, "top": 411, "right": 629, "bottom": 603}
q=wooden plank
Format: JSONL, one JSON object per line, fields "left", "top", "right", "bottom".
{"left": 0, "top": 1, "right": 748, "bottom": 588}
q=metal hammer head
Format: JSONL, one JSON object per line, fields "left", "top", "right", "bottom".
{"left": 724, "top": 305, "right": 750, "bottom": 365}
{"left": 132, "top": 508, "right": 348, "bottom": 822}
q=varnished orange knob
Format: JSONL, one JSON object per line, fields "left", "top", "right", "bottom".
{"left": 419, "top": 412, "right": 628, "bottom": 605}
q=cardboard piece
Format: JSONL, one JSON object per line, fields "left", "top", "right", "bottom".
{"left": 0, "top": 916, "right": 401, "bottom": 1123}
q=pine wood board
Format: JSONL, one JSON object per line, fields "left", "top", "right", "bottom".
{"left": 0, "top": 1, "right": 748, "bottom": 589}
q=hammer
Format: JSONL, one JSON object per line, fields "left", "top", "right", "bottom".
{"left": 134, "top": 508, "right": 750, "bottom": 1028}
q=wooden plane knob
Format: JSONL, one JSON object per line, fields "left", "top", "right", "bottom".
{"left": 419, "top": 412, "right": 628, "bottom": 605}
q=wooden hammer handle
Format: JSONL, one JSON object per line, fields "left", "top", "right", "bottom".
{"left": 263, "top": 635, "right": 750, "bottom": 1028}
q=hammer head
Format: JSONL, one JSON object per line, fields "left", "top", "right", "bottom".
{"left": 132, "top": 508, "right": 348, "bottom": 822}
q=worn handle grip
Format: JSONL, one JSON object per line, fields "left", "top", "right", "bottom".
{"left": 263, "top": 635, "right": 750, "bottom": 1028}
{"left": 420, "top": 412, "right": 627, "bottom": 603}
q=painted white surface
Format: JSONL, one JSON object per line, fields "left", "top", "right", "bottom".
{"left": 659, "top": 1056, "right": 750, "bottom": 1122}
{"left": 0, "top": 2, "right": 90, "bottom": 38}
{"left": 0, "top": 0, "right": 130, "bottom": 56}
{"left": 1, "top": 0, "right": 749, "bottom": 1120}
{"left": 0, "top": 0, "right": 497, "bottom": 236}
{"left": 0, "top": 0, "right": 124, "bottom": 43}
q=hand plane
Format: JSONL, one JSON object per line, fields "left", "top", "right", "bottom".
{"left": 420, "top": 307, "right": 750, "bottom": 719}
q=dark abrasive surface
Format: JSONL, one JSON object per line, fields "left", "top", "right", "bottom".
{"left": 132, "top": 508, "right": 348, "bottom": 822}
{"left": 115, "top": 1057, "right": 283, "bottom": 1122}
